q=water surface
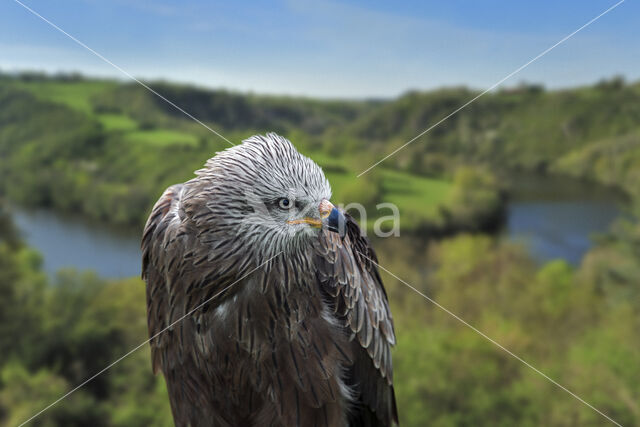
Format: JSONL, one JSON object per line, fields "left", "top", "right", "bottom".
{"left": 11, "top": 207, "right": 141, "bottom": 278}
{"left": 504, "top": 174, "right": 626, "bottom": 265}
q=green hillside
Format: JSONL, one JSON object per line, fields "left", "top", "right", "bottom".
{"left": 336, "top": 79, "right": 640, "bottom": 198}
{"left": 0, "top": 73, "right": 501, "bottom": 232}
{"left": 2, "top": 72, "right": 639, "bottom": 232}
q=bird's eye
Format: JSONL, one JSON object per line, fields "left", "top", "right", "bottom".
{"left": 278, "top": 198, "right": 291, "bottom": 209}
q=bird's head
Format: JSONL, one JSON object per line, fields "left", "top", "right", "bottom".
{"left": 191, "top": 133, "right": 345, "bottom": 259}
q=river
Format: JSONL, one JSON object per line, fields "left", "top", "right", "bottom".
{"left": 10, "top": 174, "right": 627, "bottom": 278}
{"left": 11, "top": 208, "right": 142, "bottom": 278}
{"left": 503, "top": 173, "right": 626, "bottom": 265}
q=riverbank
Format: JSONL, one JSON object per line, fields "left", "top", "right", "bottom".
{"left": 8, "top": 171, "right": 625, "bottom": 279}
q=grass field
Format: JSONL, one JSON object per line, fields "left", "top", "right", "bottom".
{"left": 125, "top": 129, "right": 200, "bottom": 147}
{"left": 97, "top": 113, "right": 139, "bottom": 132}
{"left": 381, "top": 169, "right": 451, "bottom": 217}
{"left": 17, "top": 80, "right": 116, "bottom": 113}
{"left": 310, "top": 150, "right": 453, "bottom": 229}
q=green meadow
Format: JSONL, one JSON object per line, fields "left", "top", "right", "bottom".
{"left": 96, "top": 113, "right": 138, "bottom": 132}
{"left": 124, "top": 129, "right": 200, "bottom": 147}
{"left": 16, "top": 79, "right": 117, "bottom": 113}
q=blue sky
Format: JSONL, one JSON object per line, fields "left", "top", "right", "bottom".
{"left": 1, "top": 0, "right": 637, "bottom": 98}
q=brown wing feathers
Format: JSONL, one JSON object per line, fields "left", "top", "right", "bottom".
{"left": 316, "top": 213, "right": 398, "bottom": 426}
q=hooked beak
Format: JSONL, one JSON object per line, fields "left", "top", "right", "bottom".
{"left": 286, "top": 199, "right": 346, "bottom": 237}
{"left": 318, "top": 199, "right": 346, "bottom": 237}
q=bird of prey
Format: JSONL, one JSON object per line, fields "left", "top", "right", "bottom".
{"left": 142, "top": 133, "right": 397, "bottom": 426}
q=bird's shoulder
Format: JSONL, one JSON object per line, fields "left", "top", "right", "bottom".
{"left": 142, "top": 184, "right": 185, "bottom": 276}
{"left": 314, "top": 213, "right": 398, "bottom": 426}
